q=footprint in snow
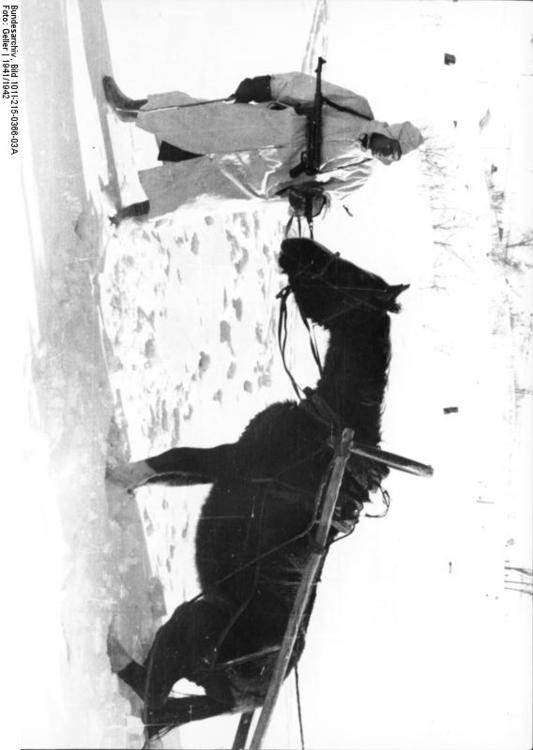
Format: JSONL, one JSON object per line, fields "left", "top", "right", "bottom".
{"left": 255, "top": 323, "right": 265, "bottom": 344}
{"left": 190, "top": 233, "right": 200, "bottom": 255}
{"left": 232, "top": 298, "right": 243, "bottom": 321}
{"left": 198, "top": 351, "right": 211, "bottom": 376}
{"left": 220, "top": 320, "right": 234, "bottom": 353}
{"left": 144, "top": 338, "right": 156, "bottom": 358}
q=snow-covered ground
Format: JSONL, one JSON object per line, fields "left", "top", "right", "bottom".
{"left": 5, "top": 0, "right": 532, "bottom": 748}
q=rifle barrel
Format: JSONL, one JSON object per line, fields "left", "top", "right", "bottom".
{"left": 308, "top": 57, "right": 326, "bottom": 174}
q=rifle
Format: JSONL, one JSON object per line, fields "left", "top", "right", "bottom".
{"left": 285, "top": 58, "right": 327, "bottom": 236}
{"left": 289, "top": 56, "right": 326, "bottom": 179}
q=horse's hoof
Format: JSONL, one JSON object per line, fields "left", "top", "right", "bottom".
{"left": 106, "top": 460, "right": 154, "bottom": 490}
{"left": 107, "top": 630, "right": 132, "bottom": 673}
{"left": 106, "top": 464, "right": 130, "bottom": 487}
{"left": 108, "top": 213, "right": 121, "bottom": 228}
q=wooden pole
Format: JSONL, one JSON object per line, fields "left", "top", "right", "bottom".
{"left": 349, "top": 442, "right": 433, "bottom": 477}
{"left": 248, "top": 428, "right": 354, "bottom": 750}
{"left": 232, "top": 710, "right": 255, "bottom": 750}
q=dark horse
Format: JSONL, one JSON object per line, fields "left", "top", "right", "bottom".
{"left": 107, "top": 238, "right": 408, "bottom": 739}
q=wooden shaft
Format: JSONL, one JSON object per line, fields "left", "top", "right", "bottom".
{"left": 248, "top": 429, "right": 354, "bottom": 750}
{"left": 232, "top": 711, "right": 255, "bottom": 750}
{"left": 217, "top": 645, "right": 280, "bottom": 670}
{"left": 349, "top": 443, "right": 434, "bottom": 477}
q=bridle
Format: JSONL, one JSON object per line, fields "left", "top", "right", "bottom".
{"left": 276, "top": 249, "right": 395, "bottom": 401}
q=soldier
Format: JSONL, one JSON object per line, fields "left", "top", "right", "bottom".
{"left": 103, "top": 72, "right": 423, "bottom": 224}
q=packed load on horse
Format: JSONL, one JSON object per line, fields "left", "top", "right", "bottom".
{"left": 103, "top": 68, "right": 423, "bottom": 225}
{"left": 107, "top": 237, "right": 412, "bottom": 741}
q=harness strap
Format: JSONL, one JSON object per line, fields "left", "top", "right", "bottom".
{"left": 300, "top": 388, "right": 341, "bottom": 433}
{"left": 276, "top": 285, "right": 325, "bottom": 400}
{"left": 276, "top": 249, "right": 340, "bottom": 400}
{"left": 298, "top": 310, "right": 323, "bottom": 377}
{"left": 276, "top": 285, "right": 304, "bottom": 400}
{"left": 214, "top": 645, "right": 281, "bottom": 671}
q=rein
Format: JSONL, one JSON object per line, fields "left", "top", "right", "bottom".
{"left": 276, "top": 242, "right": 344, "bottom": 400}
{"left": 276, "top": 284, "right": 323, "bottom": 401}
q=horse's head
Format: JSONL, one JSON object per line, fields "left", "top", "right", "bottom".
{"left": 279, "top": 238, "right": 409, "bottom": 327}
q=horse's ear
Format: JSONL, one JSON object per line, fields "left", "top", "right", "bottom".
{"left": 390, "top": 283, "right": 410, "bottom": 300}
{"left": 385, "top": 283, "right": 409, "bottom": 312}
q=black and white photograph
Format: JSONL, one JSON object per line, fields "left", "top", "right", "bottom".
{"left": 2, "top": 1, "right": 532, "bottom": 748}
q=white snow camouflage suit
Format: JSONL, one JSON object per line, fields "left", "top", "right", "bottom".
{"left": 136, "top": 72, "right": 424, "bottom": 218}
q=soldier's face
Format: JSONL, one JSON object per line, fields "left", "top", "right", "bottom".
{"left": 369, "top": 134, "right": 401, "bottom": 165}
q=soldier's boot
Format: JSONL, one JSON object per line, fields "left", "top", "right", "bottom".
{"left": 103, "top": 75, "right": 148, "bottom": 119}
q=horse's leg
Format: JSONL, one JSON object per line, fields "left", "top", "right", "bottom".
{"left": 115, "top": 599, "right": 231, "bottom": 704}
{"left": 145, "top": 695, "right": 232, "bottom": 737}
{"left": 113, "top": 599, "right": 236, "bottom": 734}
{"left": 110, "top": 200, "right": 150, "bottom": 227}
{"left": 114, "top": 648, "right": 234, "bottom": 735}
{"left": 107, "top": 442, "right": 239, "bottom": 490}
{"left": 117, "top": 659, "right": 148, "bottom": 699}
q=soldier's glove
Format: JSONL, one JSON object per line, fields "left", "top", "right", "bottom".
{"left": 234, "top": 75, "right": 272, "bottom": 103}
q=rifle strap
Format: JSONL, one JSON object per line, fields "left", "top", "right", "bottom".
{"left": 321, "top": 95, "right": 374, "bottom": 122}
